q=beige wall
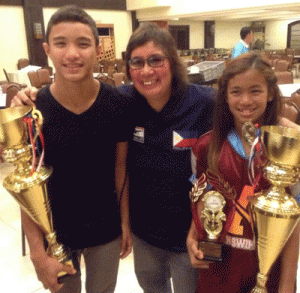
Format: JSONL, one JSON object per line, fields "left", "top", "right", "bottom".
{"left": 127, "top": 0, "right": 172, "bottom": 10}
{"left": 215, "top": 21, "right": 251, "bottom": 49}
{"left": 133, "top": 0, "right": 300, "bottom": 21}
{"left": 265, "top": 20, "right": 292, "bottom": 50}
{"left": 168, "top": 20, "right": 205, "bottom": 49}
{"left": 0, "top": 6, "right": 28, "bottom": 81}
{"left": 0, "top": 6, "right": 132, "bottom": 81}
{"left": 0, "top": 4, "right": 298, "bottom": 81}
{"left": 172, "top": 19, "right": 299, "bottom": 52}
{"left": 43, "top": 8, "right": 132, "bottom": 72}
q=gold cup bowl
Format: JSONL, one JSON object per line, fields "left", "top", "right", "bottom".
{"left": 0, "top": 106, "right": 73, "bottom": 279}
{"left": 250, "top": 125, "right": 300, "bottom": 292}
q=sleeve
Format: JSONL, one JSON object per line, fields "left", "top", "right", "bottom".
{"left": 110, "top": 89, "right": 135, "bottom": 143}
{"left": 191, "top": 132, "right": 211, "bottom": 178}
{"left": 231, "top": 42, "right": 241, "bottom": 59}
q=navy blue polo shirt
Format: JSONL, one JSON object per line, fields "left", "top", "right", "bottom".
{"left": 118, "top": 84, "right": 215, "bottom": 252}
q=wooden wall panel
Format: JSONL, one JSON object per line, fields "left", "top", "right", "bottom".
{"left": 23, "top": 0, "right": 48, "bottom": 67}
{"left": 41, "top": 0, "right": 126, "bottom": 10}
{"left": 0, "top": 0, "right": 126, "bottom": 10}
{"left": 0, "top": 0, "right": 22, "bottom": 4}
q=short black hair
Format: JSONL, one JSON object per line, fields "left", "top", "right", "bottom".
{"left": 125, "top": 22, "right": 189, "bottom": 93}
{"left": 45, "top": 5, "right": 99, "bottom": 46}
{"left": 240, "top": 27, "right": 252, "bottom": 40}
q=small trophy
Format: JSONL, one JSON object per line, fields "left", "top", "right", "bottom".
{"left": 190, "top": 175, "right": 227, "bottom": 262}
{"left": 244, "top": 124, "right": 300, "bottom": 293}
{"left": 199, "top": 190, "right": 226, "bottom": 261}
{"left": 0, "top": 106, "right": 73, "bottom": 282}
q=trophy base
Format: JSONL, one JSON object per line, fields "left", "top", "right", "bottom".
{"left": 199, "top": 240, "right": 223, "bottom": 262}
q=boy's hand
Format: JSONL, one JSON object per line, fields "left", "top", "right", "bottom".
{"left": 32, "top": 254, "right": 77, "bottom": 293}
{"left": 10, "top": 87, "right": 38, "bottom": 107}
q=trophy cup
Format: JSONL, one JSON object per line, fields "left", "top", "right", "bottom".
{"left": 0, "top": 106, "right": 73, "bottom": 281}
{"left": 246, "top": 124, "right": 300, "bottom": 293}
{"left": 190, "top": 177, "right": 226, "bottom": 261}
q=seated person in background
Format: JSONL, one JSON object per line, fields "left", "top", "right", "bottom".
{"left": 187, "top": 52, "right": 300, "bottom": 293}
{"left": 231, "top": 27, "right": 254, "bottom": 59}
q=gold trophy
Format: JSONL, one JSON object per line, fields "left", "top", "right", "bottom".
{"left": 245, "top": 124, "right": 300, "bottom": 293}
{"left": 190, "top": 177, "right": 226, "bottom": 261}
{"left": 199, "top": 190, "right": 226, "bottom": 261}
{"left": 0, "top": 106, "right": 73, "bottom": 282}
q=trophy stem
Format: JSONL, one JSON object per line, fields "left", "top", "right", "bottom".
{"left": 46, "top": 232, "right": 68, "bottom": 263}
{"left": 251, "top": 273, "right": 268, "bottom": 293}
{"left": 265, "top": 185, "right": 289, "bottom": 202}
{"left": 45, "top": 232, "right": 73, "bottom": 279}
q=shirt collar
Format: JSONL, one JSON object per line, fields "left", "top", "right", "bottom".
{"left": 227, "top": 129, "right": 248, "bottom": 160}
{"left": 241, "top": 39, "right": 249, "bottom": 48}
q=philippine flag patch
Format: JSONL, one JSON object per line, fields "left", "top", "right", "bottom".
{"left": 173, "top": 131, "right": 198, "bottom": 150}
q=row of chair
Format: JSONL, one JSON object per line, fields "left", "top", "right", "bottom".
{"left": 282, "top": 89, "right": 300, "bottom": 124}
{"left": 95, "top": 72, "right": 128, "bottom": 87}
{"left": 94, "top": 58, "right": 129, "bottom": 87}
{"left": 0, "top": 81, "right": 26, "bottom": 108}
{"left": 27, "top": 68, "right": 53, "bottom": 88}
{"left": 275, "top": 71, "right": 294, "bottom": 84}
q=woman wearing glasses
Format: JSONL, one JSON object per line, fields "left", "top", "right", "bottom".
{"left": 117, "top": 22, "right": 215, "bottom": 292}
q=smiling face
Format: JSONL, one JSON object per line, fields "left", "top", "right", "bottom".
{"left": 43, "top": 22, "right": 100, "bottom": 83}
{"left": 227, "top": 68, "right": 273, "bottom": 133}
{"left": 129, "top": 41, "right": 172, "bottom": 107}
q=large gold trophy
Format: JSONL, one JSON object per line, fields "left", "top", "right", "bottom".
{"left": 0, "top": 106, "right": 73, "bottom": 281}
{"left": 246, "top": 124, "right": 300, "bottom": 292}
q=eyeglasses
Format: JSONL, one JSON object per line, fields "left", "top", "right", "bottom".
{"left": 128, "top": 55, "right": 168, "bottom": 70}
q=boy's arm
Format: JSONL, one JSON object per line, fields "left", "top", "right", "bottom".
{"left": 278, "top": 222, "right": 299, "bottom": 293}
{"left": 21, "top": 210, "right": 76, "bottom": 292}
{"left": 115, "top": 141, "right": 132, "bottom": 259}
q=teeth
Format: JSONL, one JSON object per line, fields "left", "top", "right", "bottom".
{"left": 240, "top": 109, "right": 254, "bottom": 113}
{"left": 143, "top": 80, "right": 155, "bottom": 85}
{"left": 65, "top": 64, "right": 81, "bottom": 68}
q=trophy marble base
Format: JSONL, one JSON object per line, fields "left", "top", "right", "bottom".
{"left": 199, "top": 240, "right": 223, "bottom": 261}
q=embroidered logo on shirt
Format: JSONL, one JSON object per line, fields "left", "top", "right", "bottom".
{"left": 133, "top": 126, "right": 144, "bottom": 143}
{"left": 225, "top": 235, "right": 255, "bottom": 250}
{"left": 173, "top": 131, "right": 198, "bottom": 150}
{"left": 225, "top": 186, "right": 255, "bottom": 251}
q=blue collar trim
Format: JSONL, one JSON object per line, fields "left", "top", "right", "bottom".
{"left": 227, "top": 129, "right": 248, "bottom": 160}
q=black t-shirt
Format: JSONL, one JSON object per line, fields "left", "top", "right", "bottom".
{"left": 35, "top": 82, "right": 134, "bottom": 249}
